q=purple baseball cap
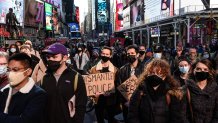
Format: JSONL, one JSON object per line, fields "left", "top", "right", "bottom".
{"left": 43, "top": 43, "right": 68, "bottom": 55}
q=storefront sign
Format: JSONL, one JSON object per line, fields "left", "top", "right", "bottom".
{"left": 83, "top": 72, "right": 115, "bottom": 96}
{"left": 117, "top": 75, "right": 138, "bottom": 101}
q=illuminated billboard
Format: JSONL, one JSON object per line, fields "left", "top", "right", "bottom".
{"left": 0, "top": 0, "right": 24, "bottom": 25}
{"left": 76, "top": 6, "right": 80, "bottom": 23}
{"left": 97, "top": 0, "right": 107, "bottom": 23}
{"left": 24, "top": 0, "right": 44, "bottom": 26}
{"left": 45, "top": 3, "right": 52, "bottom": 30}
{"left": 144, "top": 0, "right": 175, "bottom": 24}
{"left": 130, "top": 0, "right": 144, "bottom": 27}
{"left": 115, "top": 0, "right": 123, "bottom": 31}
{"left": 68, "top": 23, "right": 80, "bottom": 32}
{"left": 123, "top": 7, "right": 130, "bottom": 29}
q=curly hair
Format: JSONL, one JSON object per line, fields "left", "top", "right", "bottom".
{"left": 138, "top": 58, "right": 180, "bottom": 88}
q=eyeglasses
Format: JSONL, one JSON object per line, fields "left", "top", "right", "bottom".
{"left": 0, "top": 63, "right": 7, "bottom": 65}
{"left": 7, "top": 67, "right": 27, "bottom": 72}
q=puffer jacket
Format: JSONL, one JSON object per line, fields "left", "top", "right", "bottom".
{"left": 187, "top": 79, "right": 218, "bottom": 123}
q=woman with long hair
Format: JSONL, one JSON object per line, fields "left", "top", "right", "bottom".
{"left": 186, "top": 59, "right": 218, "bottom": 123}
{"left": 128, "top": 58, "right": 186, "bottom": 123}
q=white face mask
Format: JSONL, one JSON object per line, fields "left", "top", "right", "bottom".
{"left": 179, "top": 66, "right": 190, "bottom": 74}
{"left": 0, "top": 65, "right": 7, "bottom": 75}
{"left": 203, "top": 54, "right": 209, "bottom": 59}
{"left": 66, "top": 59, "right": 71, "bottom": 64}
{"left": 8, "top": 69, "right": 29, "bottom": 87}
{"left": 153, "top": 53, "right": 162, "bottom": 59}
{"left": 10, "top": 48, "right": 16, "bottom": 53}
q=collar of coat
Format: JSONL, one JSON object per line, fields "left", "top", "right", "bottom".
{"left": 96, "top": 60, "right": 115, "bottom": 73}
{"left": 1, "top": 77, "right": 35, "bottom": 94}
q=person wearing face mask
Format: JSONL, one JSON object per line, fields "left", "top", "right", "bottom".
{"left": 89, "top": 46, "right": 118, "bottom": 123}
{"left": 138, "top": 44, "right": 148, "bottom": 65}
{"left": 186, "top": 59, "right": 218, "bottom": 123}
{"left": 8, "top": 44, "right": 19, "bottom": 56}
{"left": 74, "top": 46, "right": 89, "bottom": 74}
{"left": 0, "top": 51, "right": 9, "bottom": 89}
{"left": 115, "top": 45, "right": 144, "bottom": 123}
{"left": 152, "top": 44, "right": 164, "bottom": 59}
{"left": 128, "top": 59, "right": 186, "bottom": 123}
{"left": 20, "top": 45, "right": 40, "bottom": 73}
{"left": 173, "top": 57, "right": 191, "bottom": 86}
{"left": 41, "top": 43, "right": 87, "bottom": 123}
{"left": 0, "top": 53, "right": 47, "bottom": 123}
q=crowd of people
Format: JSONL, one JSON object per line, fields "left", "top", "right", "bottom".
{"left": 0, "top": 39, "right": 218, "bottom": 123}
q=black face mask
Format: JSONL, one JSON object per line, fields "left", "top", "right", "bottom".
{"left": 195, "top": 71, "right": 209, "bottom": 81}
{"left": 139, "top": 51, "right": 145, "bottom": 56}
{"left": 101, "top": 56, "right": 110, "bottom": 62}
{"left": 47, "top": 60, "right": 62, "bottom": 72}
{"left": 127, "top": 55, "right": 137, "bottom": 63}
{"left": 146, "top": 75, "right": 163, "bottom": 87}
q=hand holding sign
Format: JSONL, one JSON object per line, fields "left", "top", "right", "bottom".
{"left": 83, "top": 72, "right": 115, "bottom": 96}
{"left": 117, "top": 75, "right": 138, "bottom": 101}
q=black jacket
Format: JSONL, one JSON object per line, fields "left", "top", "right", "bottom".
{"left": 0, "top": 79, "right": 47, "bottom": 123}
{"left": 128, "top": 81, "right": 186, "bottom": 123}
{"left": 187, "top": 79, "right": 218, "bottom": 123}
{"left": 41, "top": 67, "right": 87, "bottom": 123}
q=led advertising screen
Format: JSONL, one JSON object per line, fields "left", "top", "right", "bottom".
{"left": 0, "top": 0, "right": 24, "bottom": 25}
{"left": 24, "top": 0, "right": 44, "bottom": 26}
{"left": 115, "top": 0, "right": 123, "bottom": 31}
{"left": 130, "top": 0, "right": 144, "bottom": 27}
{"left": 123, "top": 7, "right": 130, "bottom": 29}
{"left": 97, "top": 0, "right": 107, "bottom": 23}
{"left": 76, "top": 6, "right": 80, "bottom": 23}
{"left": 68, "top": 23, "right": 80, "bottom": 32}
{"left": 45, "top": 3, "right": 52, "bottom": 30}
{"left": 44, "top": 0, "right": 61, "bottom": 7}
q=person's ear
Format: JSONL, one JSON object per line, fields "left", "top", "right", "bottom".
{"left": 25, "top": 68, "right": 32, "bottom": 76}
{"left": 62, "top": 55, "right": 68, "bottom": 62}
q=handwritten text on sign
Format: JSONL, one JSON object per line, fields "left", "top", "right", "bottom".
{"left": 117, "top": 75, "right": 138, "bottom": 101}
{"left": 83, "top": 72, "right": 115, "bottom": 96}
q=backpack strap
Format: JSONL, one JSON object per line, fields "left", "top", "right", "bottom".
{"left": 74, "top": 73, "right": 79, "bottom": 92}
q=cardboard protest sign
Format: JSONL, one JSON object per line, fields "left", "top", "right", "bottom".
{"left": 117, "top": 75, "right": 138, "bottom": 101}
{"left": 83, "top": 72, "right": 115, "bottom": 96}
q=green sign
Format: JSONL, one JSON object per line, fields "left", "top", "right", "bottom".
{"left": 45, "top": 3, "right": 52, "bottom": 30}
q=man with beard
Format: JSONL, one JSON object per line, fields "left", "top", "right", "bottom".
{"left": 41, "top": 43, "right": 87, "bottom": 123}
{"left": 89, "top": 46, "right": 118, "bottom": 123}
{"left": 0, "top": 52, "right": 9, "bottom": 89}
{"left": 115, "top": 45, "right": 144, "bottom": 123}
